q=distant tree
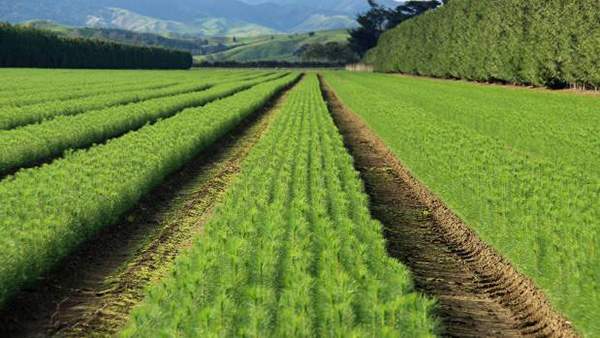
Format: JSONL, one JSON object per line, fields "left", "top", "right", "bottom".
{"left": 349, "top": 0, "right": 443, "bottom": 57}
{"left": 0, "top": 23, "right": 192, "bottom": 69}
{"left": 301, "top": 43, "right": 324, "bottom": 62}
{"left": 308, "top": 31, "right": 316, "bottom": 37}
{"left": 323, "top": 42, "right": 358, "bottom": 63}
{"left": 92, "top": 31, "right": 103, "bottom": 40}
{"left": 197, "top": 60, "right": 344, "bottom": 68}
{"left": 348, "top": 1, "right": 391, "bottom": 58}
{"left": 294, "top": 44, "right": 310, "bottom": 58}
{"left": 301, "top": 42, "right": 357, "bottom": 63}
{"left": 386, "top": 1, "right": 443, "bottom": 28}
{"left": 232, "top": 36, "right": 238, "bottom": 43}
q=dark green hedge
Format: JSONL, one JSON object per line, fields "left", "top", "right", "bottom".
{"left": 367, "top": 0, "right": 600, "bottom": 88}
{"left": 0, "top": 23, "right": 192, "bottom": 69}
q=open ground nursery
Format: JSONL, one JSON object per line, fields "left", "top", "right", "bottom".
{"left": 0, "top": 69, "right": 596, "bottom": 338}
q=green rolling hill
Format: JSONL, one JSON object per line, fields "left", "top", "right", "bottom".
{"left": 19, "top": 20, "right": 350, "bottom": 62}
{"left": 19, "top": 20, "right": 237, "bottom": 55}
{"left": 199, "top": 30, "right": 350, "bottom": 62}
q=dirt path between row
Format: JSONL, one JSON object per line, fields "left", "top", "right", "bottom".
{"left": 319, "top": 76, "right": 579, "bottom": 338}
{"left": 0, "top": 76, "right": 301, "bottom": 338}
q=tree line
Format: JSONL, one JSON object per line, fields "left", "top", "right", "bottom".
{"left": 296, "top": 42, "right": 358, "bottom": 64}
{"left": 0, "top": 23, "right": 192, "bottom": 69}
{"left": 195, "top": 60, "right": 344, "bottom": 69}
{"left": 349, "top": 0, "right": 446, "bottom": 58}
{"left": 367, "top": 0, "right": 600, "bottom": 89}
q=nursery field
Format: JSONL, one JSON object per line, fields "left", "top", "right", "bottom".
{"left": 0, "top": 68, "right": 297, "bottom": 308}
{"left": 0, "top": 69, "right": 595, "bottom": 337}
{"left": 122, "top": 74, "right": 437, "bottom": 337}
{"left": 324, "top": 72, "right": 599, "bottom": 337}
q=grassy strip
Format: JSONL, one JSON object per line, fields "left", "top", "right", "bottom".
{"left": 0, "top": 72, "right": 266, "bottom": 130}
{"left": 0, "top": 73, "right": 299, "bottom": 308}
{"left": 333, "top": 72, "right": 600, "bottom": 177}
{"left": 120, "top": 75, "right": 437, "bottom": 337}
{"left": 324, "top": 72, "right": 599, "bottom": 336}
{"left": 0, "top": 72, "right": 286, "bottom": 173}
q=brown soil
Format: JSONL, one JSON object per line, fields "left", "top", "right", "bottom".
{"left": 319, "top": 75, "right": 580, "bottom": 338}
{"left": 0, "top": 75, "right": 301, "bottom": 338}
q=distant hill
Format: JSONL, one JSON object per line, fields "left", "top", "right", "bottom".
{"left": 84, "top": 7, "right": 278, "bottom": 37}
{"left": 20, "top": 20, "right": 233, "bottom": 55}
{"left": 291, "top": 15, "right": 356, "bottom": 33}
{"left": 19, "top": 20, "right": 349, "bottom": 61}
{"left": 239, "top": 0, "right": 399, "bottom": 15}
{"left": 199, "top": 30, "right": 350, "bottom": 62}
{"left": 0, "top": 0, "right": 400, "bottom": 36}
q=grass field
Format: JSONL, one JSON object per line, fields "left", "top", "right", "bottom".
{"left": 0, "top": 68, "right": 595, "bottom": 337}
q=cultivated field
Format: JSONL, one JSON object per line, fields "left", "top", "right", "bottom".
{"left": 0, "top": 69, "right": 596, "bottom": 337}
{"left": 324, "top": 72, "right": 599, "bottom": 336}
{"left": 122, "top": 75, "right": 437, "bottom": 337}
{"left": 0, "top": 69, "right": 296, "bottom": 307}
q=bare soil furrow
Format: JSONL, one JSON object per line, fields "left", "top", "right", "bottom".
{"left": 319, "top": 75, "right": 578, "bottom": 338}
